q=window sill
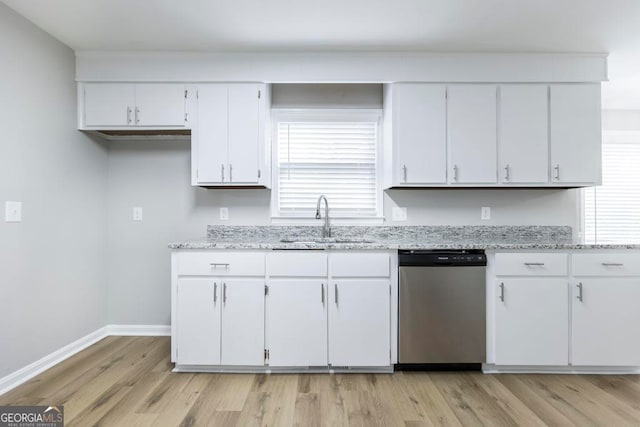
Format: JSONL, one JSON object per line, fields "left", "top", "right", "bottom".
{"left": 271, "top": 216, "right": 385, "bottom": 226}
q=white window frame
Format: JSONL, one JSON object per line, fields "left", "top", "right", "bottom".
{"left": 581, "top": 129, "right": 640, "bottom": 243}
{"left": 270, "top": 108, "right": 384, "bottom": 224}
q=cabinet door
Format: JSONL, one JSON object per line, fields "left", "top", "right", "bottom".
{"left": 499, "top": 85, "right": 549, "bottom": 184}
{"left": 267, "top": 280, "right": 327, "bottom": 367}
{"left": 195, "top": 85, "right": 228, "bottom": 184}
{"left": 221, "top": 279, "right": 265, "bottom": 366}
{"left": 495, "top": 279, "right": 568, "bottom": 366}
{"left": 572, "top": 279, "right": 640, "bottom": 366}
{"left": 176, "top": 278, "right": 221, "bottom": 365}
{"left": 329, "top": 281, "right": 390, "bottom": 366}
{"left": 447, "top": 85, "right": 498, "bottom": 184}
{"left": 228, "top": 84, "right": 263, "bottom": 184}
{"left": 83, "top": 83, "right": 135, "bottom": 127}
{"left": 550, "top": 84, "right": 601, "bottom": 184}
{"left": 134, "top": 84, "right": 186, "bottom": 127}
{"left": 394, "top": 84, "right": 447, "bottom": 184}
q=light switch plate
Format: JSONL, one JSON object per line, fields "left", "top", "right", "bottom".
{"left": 220, "top": 207, "right": 229, "bottom": 220}
{"left": 481, "top": 206, "right": 491, "bottom": 220}
{"left": 5, "top": 201, "right": 22, "bottom": 222}
{"left": 392, "top": 207, "right": 407, "bottom": 221}
{"left": 133, "top": 207, "right": 143, "bottom": 221}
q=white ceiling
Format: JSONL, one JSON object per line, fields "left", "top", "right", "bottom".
{"left": 3, "top": 0, "right": 640, "bottom": 108}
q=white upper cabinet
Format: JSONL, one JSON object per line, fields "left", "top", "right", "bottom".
{"left": 550, "top": 84, "right": 602, "bottom": 185}
{"left": 447, "top": 85, "right": 498, "bottom": 184}
{"left": 134, "top": 84, "right": 187, "bottom": 127}
{"left": 193, "top": 83, "right": 268, "bottom": 187}
{"left": 392, "top": 84, "right": 447, "bottom": 185}
{"left": 83, "top": 83, "right": 135, "bottom": 127}
{"left": 194, "top": 84, "right": 228, "bottom": 184}
{"left": 81, "top": 83, "right": 186, "bottom": 129}
{"left": 499, "top": 85, "right": 549, "bottom": 184}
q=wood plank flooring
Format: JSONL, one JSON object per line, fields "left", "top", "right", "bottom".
{"left": 1, "top": 337, "right": 640, "bottom": 426}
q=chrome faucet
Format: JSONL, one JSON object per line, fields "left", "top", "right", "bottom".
{"left": 315, "top": 195, "right": 331, "bottom": 238}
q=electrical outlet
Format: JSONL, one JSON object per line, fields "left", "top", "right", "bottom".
{"left": 392, "top": 207, "right": 407, "bottom": 221}
{"left": 220, "top": 207, "right": 229, "bottom": 220}
{"left": 481, "top": 207, "right": 491, "bottom": 221}
{"left": 133, "top": 207, "right": 143, "bottom": 221}
{"left": 5, "top": 201, "right": 22, "bottom": 222}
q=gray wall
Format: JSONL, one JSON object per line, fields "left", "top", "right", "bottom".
{"left": 0, "top": 4, "right": 108, "bottom": 378}
{"left": 106, "top": 140, "right": 578, "bottom": 325}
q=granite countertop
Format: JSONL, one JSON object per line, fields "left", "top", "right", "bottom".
{"left": 168, "top": 226, "right": 640, "bottom": 250}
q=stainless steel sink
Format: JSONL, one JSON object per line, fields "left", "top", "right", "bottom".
{"left": 279, "top": 237, "right": 374, "bottom": 244}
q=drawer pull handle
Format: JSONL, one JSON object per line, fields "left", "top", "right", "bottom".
{"left": 210, "top": 263, "right": 230, "bottom": 269}
{"left": 602, "top": 262, "right": 624, "bottom": 267}
{"left": 524, "top": 262, "right": 545, "bottom": 266}
{"left": 499, "top": 282, "right": 505, "bottom": 302}
{"left": 577, "top": 282, "right": 583, "bottom": 302}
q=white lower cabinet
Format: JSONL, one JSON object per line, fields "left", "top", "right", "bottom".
{"left": 329, "top": 280, "right": 390, "bottom": 366}
{"left": 176, "top": 278, "right": 221, "bottom": 365}
{"left": 176, "top": 277, "right": 265, "bottom": 367}
{"left": 220, "top": 279, "right": 265, "bottom": 366}
{"left": 572, "top": 278, "right": 640, "bottom": 366}
{"left": 492, "top": 251, "right": 640, "bottom": 370}
{"left": 267, "top": 280, "right": 328, "bottom": 367}
{"left": 494, "top": 278, "right": 568, "bottom": 365}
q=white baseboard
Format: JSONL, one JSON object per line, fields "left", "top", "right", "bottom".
{"left": 483, "top": 364, "right": 640, "bottom": 375}
{"left": 0, "top": 324, "right": 171, "bottom": 396}
{"left": 106, "top": 324, "right": 171, "bottom": 336}
{"left": 0, "top": 326, "right": 109, "bottom": 396}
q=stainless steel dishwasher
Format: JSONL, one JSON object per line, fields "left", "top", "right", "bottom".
{"left": 398, "top": 249, "right": 487, "bottom": 369}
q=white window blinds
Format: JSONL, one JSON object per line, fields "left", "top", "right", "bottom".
{"left": 584, "top": 132, "right": 640, "bottom": 243}
{"left": 275, "top": 111, "right": 380, "bottom": 217}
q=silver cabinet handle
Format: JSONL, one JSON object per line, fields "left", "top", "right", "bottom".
{"left": 135, "top": 107, "right": 140, "bottom": 124}
{"left": 223, "top": 283, "right": 227, "bottom": 303}
{"left": 602, "top": 262, "right": 624, "bottom": 267}
{"left": 576, "top": 282, "right": 583, "bottom": 302}
{"left": 213, "top": 282, "right": 217, "bottom": 303}
{"left": 221, "top": 164, "right": 225, "bottom": 182}
{"left": 524, "top": 262, "right": 545, "bottom": 266}
{"left": 554, "top": 164, "right": 560, "bottom": 180}
{"left": 504, "top": 164, "right": 510, "bottom": 181}
{"left": 402, "top": 165, "right": 407, "bottom": 182}
{"left": 499, "top": 282, "right": 505, "bottom": 302}
{"left": 453, "top": 164, "right": 459, "bottom": 182}
{"left": 321, "top": 283, "right": 324, "bottom": 304}
{"left": 127, "top": 107, "right": 132, "bottom": 124}
{"left": 229, "top": 164, "right": 233, "bottom": 182}
{"left": 210, "top": 263, "right": 230, "bottom": 269}
{"left": 334, "top": 284, "right": 338, "bottom": 305}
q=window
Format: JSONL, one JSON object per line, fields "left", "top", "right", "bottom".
{"left": 273, "top": 110, "right": 382, "bottom": 219}
{"left": 584, "top": 131, "right": 640, "bottom": 243}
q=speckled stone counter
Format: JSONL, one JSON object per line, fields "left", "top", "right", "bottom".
{"left": 168, "top": 225, "right": 640, "bottom": 250}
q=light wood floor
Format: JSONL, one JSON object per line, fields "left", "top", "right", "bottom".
{"left": 2, "top": 337, "right": 640, "bottom": 426}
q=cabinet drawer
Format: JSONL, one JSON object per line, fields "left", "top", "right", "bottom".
{"left": 494, "top": 253, "right": 568, "bottom": 276}
{"left": 331, "top": 253, "right": 390, "bottom": 277}
{"left": 268, "top": 252, "right": 328, "bottom": 277}
{"left": 572, "top": 253, "right": 640, "bottom": 276}
{"left": 177, "top": 251, "right": 265, "bottom": 276}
